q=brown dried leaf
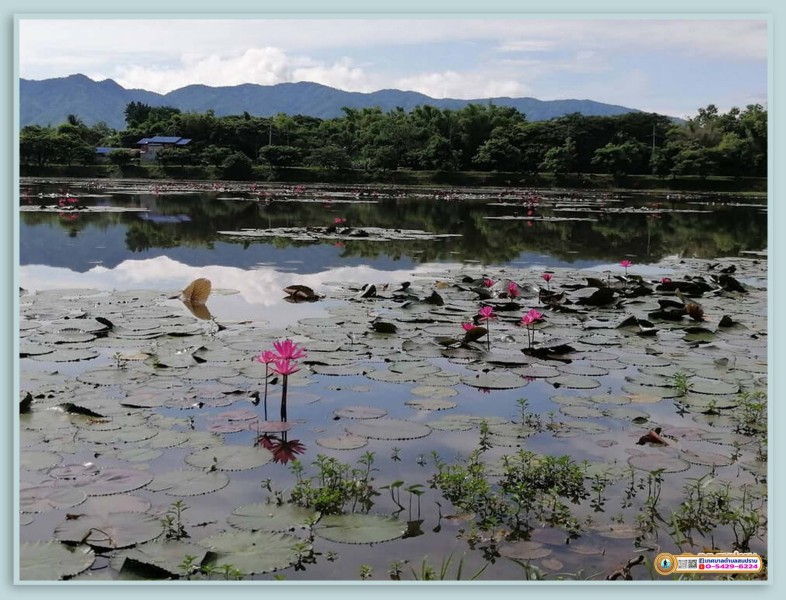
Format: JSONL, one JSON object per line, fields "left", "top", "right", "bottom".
{"left": 182, "top": 278, "right": 211, "bottom": 305}
{"left": 183, "top": 300, "right": 213, "bottom": 320}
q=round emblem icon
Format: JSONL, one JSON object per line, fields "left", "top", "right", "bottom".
{"left": 654, "top": 552, "right": 676, "bottom": 576}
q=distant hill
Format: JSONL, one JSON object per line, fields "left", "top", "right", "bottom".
{"left": 20, "top": 73, "right": 643, "bottom": 130}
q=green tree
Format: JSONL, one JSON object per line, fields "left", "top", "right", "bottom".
{"left": 20, "top": 125, "right": 59, "bottom": 167}
{"left": 590, "top": 139, "right": 648, "bottom": 178}
{"left": 540, "top": 136, "right": 578, "bottom": 174}
{"left": 472, "top": 131, "right": 523, "bottom": 171}
{"left": 221, "top": 152, "right": 253, "bottom": 180}
{"left": 306, "top": 144, "right": 352, "bottom": 170}
{"left": 108, "top": 148, "right": 137, "bottom": 169}
{"left": 258, "top": 145, "right": 304, "bottom": 168}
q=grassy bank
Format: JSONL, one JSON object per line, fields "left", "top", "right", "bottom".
{"left": 20, "top": 164, "right": 767, "bottom": 193}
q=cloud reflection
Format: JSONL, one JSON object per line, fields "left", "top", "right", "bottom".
{"left": 23, "top": 255, "right": 428, "bottom": 297}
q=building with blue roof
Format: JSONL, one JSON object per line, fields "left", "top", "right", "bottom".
{"left": 136, "top": 136, "right": 192, "bottom": 161}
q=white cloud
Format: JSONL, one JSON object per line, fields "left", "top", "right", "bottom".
{"left": 496, "top": 39, "right": 556, "bottom": 52}
{"left": 293, "top": 57, "right": 376, "bottom": 92}
{"left": 395, "top": 71, "right": 530, "bottom": 99}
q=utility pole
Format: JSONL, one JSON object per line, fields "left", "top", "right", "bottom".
{"left": 650, "top": 124, "right": 657, "bottom": 175}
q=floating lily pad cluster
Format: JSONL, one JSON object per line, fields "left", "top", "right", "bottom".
{"left": 18, "top": 251, "right": 767, "bottom": 580}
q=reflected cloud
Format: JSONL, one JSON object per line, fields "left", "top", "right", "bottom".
{"left": 20, "top": 255, "right": 475, "bottom": 308}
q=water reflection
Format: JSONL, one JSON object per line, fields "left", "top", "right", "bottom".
{"left": 20, "top": 182, "right": 767, "bottom": 274}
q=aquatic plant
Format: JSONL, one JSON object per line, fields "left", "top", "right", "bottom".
{"left": 477, "top": 305, "right": 496, "bottom": 349}
{"left": 256, "top": 349, "right": 277, "bottom": 419}
{"left": 519, "top": 308, "right": 543, "bottom": 350}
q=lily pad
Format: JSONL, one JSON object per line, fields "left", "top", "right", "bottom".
{"left": 111, "top": 540, "right": 209, "bottom": 576}
{"left": 334, "top": 405, "right": 388, "bottom": 419}
{"left": 198, "top": 530, "right": 305, "bottom": 574}
{"left": 346, "top": 418, "right": 432, "bottom": 440}
{"left": 54, "top": 512, "right": 163, "bottom": 549}
{"left": 410, "top": 385, "right": 459, "bottom": 398}
{"left": 628, "top": 453, "right": 691, "bottom": 473}
{"left": 499, "top": 540, "right": 552, "bottom": 560}
{"left": 315, "top": 433, "right": 369, "bottom": 450}
{"left": 461, "top": 371, "right": 528, "bottom": 390}
{"left": 146, "top": 470, "right": 231, "bottom": 496}
{"left": 688, "top": 377, "right": 740, "bottom": 395}
{"left": 20, "top": 542, "right": 95, "bottom": 580}
{"left": 313, "top": 514, "right": 406, "bottom": 544}
{"left": 21, "top": 450, "right": 62, "bottom": 471}
{"left": 20, "top": 483, "right": 87, "bottom": 513}
{"left": 228, "top": 502, "right": 320, "bottom": 533}
{"left": 405, "top": 397, "right": 458, "bottom": 411}
{"left": 74, "top": 468, "right": 154, "bottom": 496}
{"left": 185, "top": 445, "right": 274, "bottom": 471}
{"left": 547, "top": 375, "right": 601, "bottom": 390}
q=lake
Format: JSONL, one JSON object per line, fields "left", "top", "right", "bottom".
{"left": 18, "top": 178, "right": 768, "bottom": 582}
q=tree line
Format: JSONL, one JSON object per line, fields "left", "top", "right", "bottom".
{"left": 19, "top": 101, "right": 767, "bottom": 179}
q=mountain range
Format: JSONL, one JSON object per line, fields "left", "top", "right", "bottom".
{"left": 20, "top": 73, "right": 643, "bottom": 130}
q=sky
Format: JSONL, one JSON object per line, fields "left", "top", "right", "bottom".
{"left": 17, "top": 17, "right": 768, "bottom": 120}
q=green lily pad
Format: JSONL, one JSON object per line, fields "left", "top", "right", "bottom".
{"left": 593, "top": 522, "right": 639, "bottom": 539}
{"left": 113, "top": 447, "right": 164, "bottom": 462}
{"left": 54, "top": 512, "right": 163, "bottom": 549}
{"left": 197, "top": 531, "right": 305, "bottom": 574}
{"left": 75, "top": 467, "right": 154, "bottom": 496}
{"left": 146, "top": 470, "right": 230, "bottom": 496}
{"left": 560, "top": 405, "right": 604, "bottom": 419}
{"left": 311, "top": 363, "right": 367, "bottom": 376}
{"left": 346, "top": 418, "right": 432, "bottom": 440}
{"left": 618, "top": 354, "right": 672, "bottom": 367}
{"left": 228, "top": 502, "right": 320, "bottom": 533}
{"left": 111, "top": 540, "right": 208, "bottom": 576}
{"left": 688, "top": 377, "right": 740, "bottom": 395}
{"left": 20, "top": 483, "right": 87, "bottom": 513}
{"left": 315, "top": 433, "right": 369, "bottom": 450}
{"left": 185, "top": 445, "right": 274, "bottom": 471}
{"left": 461, "top": 371, "right": 528, "bottom": 390}
{"left": 313, "top": 514, "right": 406, "bottom": 544}
{"left": 557, "top": 363, "right": 610, "bottom": 377}
{"left": 30, "top": 348, "right": 99, "bottom": 362}
{"left": 410, "top": 385, "right": 458, "bottom": 398}
{"left": 334, "top": 405, "right": 388, "bottom": 419}
{"left": 547, "top": 375, "right": 601, "bottom": 390}
{"left": 21, "top": 450, "right": 62, "bottom": 471}
{"left": 20, "top": 542, "right": 95, "bottom": 580}
{"left": 499, "top": 540, "right": 552, "bottom": 560}
{"left": 628, "top": 453, "right": 691, "bottom": 473}
{"left": 405, "top": 397, "right": 457, "bottom": 411}
{"left": 681, "top": 450, "right": 736, "bottom": 467}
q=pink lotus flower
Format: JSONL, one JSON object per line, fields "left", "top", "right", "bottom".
{"left": 256, "top": 350, "right": 277, "bottom": 365}
{"left": 520, "top": 308, "right": 543, "bottom": 326}
{"left": 507, "top": 281, "right": 520, "bottom": 299}
{"left": 477, "top": 305, "right": 496, "bottom": 349}
{"left": 482, "top": 278, "right": 494, "bottom": 288}
{"left": 334, "top": 217, "right": 346, "bottom": 224}
{"left": 542, "top": 272, "right": 553, "bottom": 291}
{"left": 620, "top": 259, "right": 632, "bottom": 274}
{"left": 462, "top": 322, "right": 475, "bottom": 331}
{"left": 520, "top": 308, "right": 543, "bottom": 349}
{"left": 272, "top": 358, "right": 300, "bottom": 376}
{"left": 273, "top": 339, "right": 307, "bottom": 361}
{"left": 478, "top": 305, "right": 496, "bottom": 321}
{"left": 660, "top": 277, "right": 672, "bottom": 284}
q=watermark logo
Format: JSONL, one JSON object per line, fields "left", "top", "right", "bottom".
{"left": 654, "top": 551, "right": 763, "bottom": 576}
